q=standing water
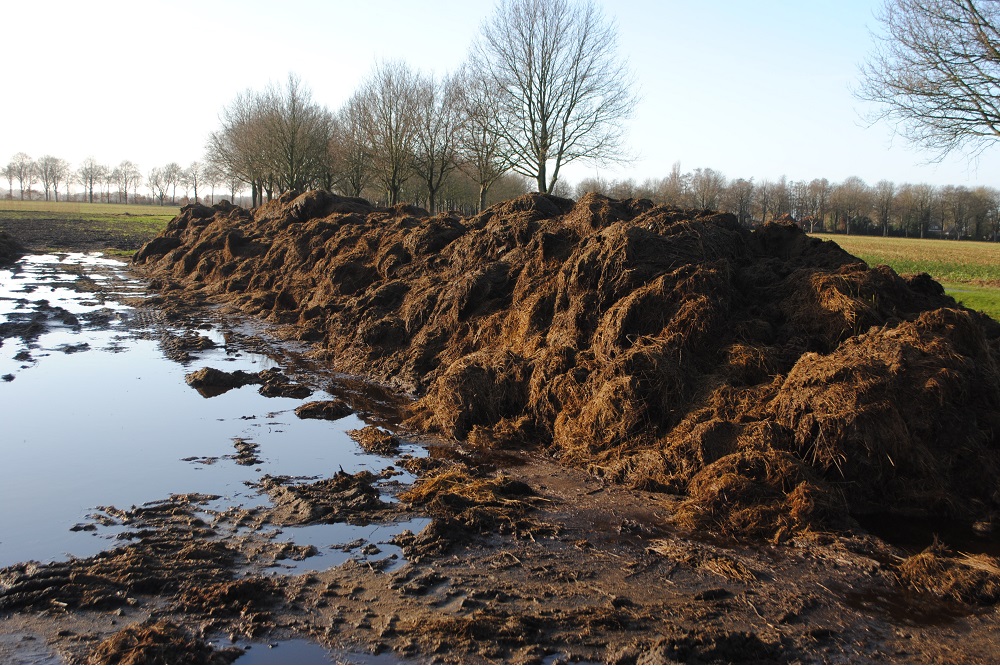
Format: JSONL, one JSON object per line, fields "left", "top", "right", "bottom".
{"left": 0, "top": 253, "right": 427, "bottom": 571}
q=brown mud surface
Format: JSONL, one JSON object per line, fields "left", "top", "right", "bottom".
{"left": 3, "top": 193, "right": 1000, "bottom": 663}
{"left": 0, "top": 217, "right": 160, "bottom": 255}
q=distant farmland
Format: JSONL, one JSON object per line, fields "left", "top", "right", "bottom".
{"left": 0, "top": 200, "right": 178, "bottom": 254}
{"left": 814, "top": 233, "right": 1000, "bottom": 319}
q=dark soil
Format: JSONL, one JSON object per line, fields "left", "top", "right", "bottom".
{"left": 0, "top": 217, "right": 160, "bottom": 254}
{"left": 0, "top": 230, "right": 26, "bottom": 265}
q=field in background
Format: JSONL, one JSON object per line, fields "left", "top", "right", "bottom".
{"left": 0, "top": 200, "right": 179, "bottom": 255}
{"left": 0, "top": 199, "right": 179, "bottom": 221}
{"left": 814, "top": 233, "right": 1000, "bottom": 319}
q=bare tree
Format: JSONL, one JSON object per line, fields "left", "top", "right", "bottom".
{"left": 77, "top": 158, "right": 103, "bottom": 203}
{"left": 830, "top": 176, "right": 874, "bottom": 235}
{"left": 657, "top": 162, "right": 688, "bottom": 206}
{"left": 754, "top": 178, "right": 773, "bottom": 224}
{"left": 100, "top": 166, "right": 115, "bottom": 203}
{"left": 412, "top": 72, "right": 463, "bottom": 213}
{"left": 52, "top": 159, "right": 70, "bottom": 202}
{"left": 330, "top": 99, "right": 372, "bottom": 197}
{"left": 2, "top": 162, "right": 15, "bottom": 199}
{"left": 721, "top": 178, "right": 754, "bottom": 226}
{"left": 202, "top": 163, "right": 223, "bottom": 205}
{"left": 689, "top": 168, "right": 726, "bottom": 210}
{"left": 207, "top": 89, "right": 272, "bottom": 206}
{"left": 874, "top": 180, "right": 897, "bottom": 236}
{"left": 471, "top": 0, "right": 636, "bottom": 193}
{"left": 185, "top": 161, "right": 203, "bottom": 203}
{"left": 148, "top": 168, "right": 168, "bottom": 205}
{"left": 261, "top": 74, "right": 334, "bottom": 193}
{"left": 858, "top": 0, "right": 1000, "bottom": 158}
{"left": 353, "top": 61, "right": 422, "bottom": 205}
{"left": 805, "top": 178, "right": 832, "bottom": 231}
{"left": 113, "top": 161, "right": 141, "bottom": 204}
{"left": 162, "top": 162, "right": 182, "bottom": 205}
{"left": 37, "top": 156, "right": 57, "bottom": 201}
{"left": 456, "top": 67, "right": 510, "bottom": 211}
{"left": 10, "top": 153, "right": 36, "bottom": 200}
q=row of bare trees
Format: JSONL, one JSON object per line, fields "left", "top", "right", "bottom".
{"left": 576, "top": 164, "right": 1000, "bottom": 240}
{"left": 206, "top": 0, "right": 635, "bottom": 212}
{"left": 2, "top": 153, "right": 73, "bottom": 202}
{"left": 1, "top": 153, "right": 229, "bottom": 205}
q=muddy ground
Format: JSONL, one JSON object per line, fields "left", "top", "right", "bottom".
{"left": 2, "top": 211, "right": 1000, "bottom": 664}
{"left": 0, "top": 217, "right": 160, "bottom": 255}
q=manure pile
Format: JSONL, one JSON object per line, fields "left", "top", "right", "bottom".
{"left": 0, "top": 230, "right": 25, "bottom": 265}
{"left": 134, "top": 191, "right": 1000, "bottom": 539}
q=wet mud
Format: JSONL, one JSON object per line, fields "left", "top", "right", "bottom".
{"left": 2, "top": 199, "right": 1000, "bottom": 663}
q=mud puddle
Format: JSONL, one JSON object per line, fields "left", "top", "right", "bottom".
{"left": 0, "top": 252, "right": 423, "bottom": 569}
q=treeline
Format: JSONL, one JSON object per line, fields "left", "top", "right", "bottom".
{"left": 3, "top": 0, "right": 631, "bottom": 213}
{"left": 205, "top": 68, "right": 532, "bottom": 212}
{"left": 0, "top": 148, "right": 530, "bottom": 213}
{"left": 0, "top": 153, "right": 227, "bottom": 206}
{"left": 577, "top": 164, "right": 1000, "bottom": 241}
{"left": 206, "top": 0, "right": 633, "bottom": 212}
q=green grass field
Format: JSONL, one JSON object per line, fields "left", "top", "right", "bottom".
{"left": 0, "top": 200, "right": 180, "bottom": 256}
{"left": 0, "top": 199, "right": 178, "bottom": 224}
{"left": 813, "top": 233, "right": 1000, "bottom": 319}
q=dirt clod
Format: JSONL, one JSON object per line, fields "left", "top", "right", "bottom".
{"left": 85, "top": 620, "right": 242, "bottom": 665}
{"left": 0, "top": 231, "right": 26, "bottom": 265}
{"left": 347, "top": 425, "right": 400, "bottom": 455}
{"left": 294, "top": 399, "right": 352, "bottom": 421}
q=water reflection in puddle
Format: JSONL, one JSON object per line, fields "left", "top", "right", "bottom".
{"left": 0, "top": 253, "right": 425, "bottom": 570}
{"left": 231, "top": 639, "right": 334, "bottom": 665}
{"left": 267, "top": 518, "right": 432, "bottom": 574}
{"left": 217, "top": 637, "right": 410, "bottom": 665}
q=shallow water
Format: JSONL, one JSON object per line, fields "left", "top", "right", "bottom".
{"left": 0, "top": 253, "right": 422, "bottom": 569}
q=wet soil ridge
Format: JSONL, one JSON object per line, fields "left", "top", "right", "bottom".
{"left": 134, "top": 192, "right": 1000, "bottom": 539}
{"left": 0, "top": 230, "right": 26, "bottom": 265}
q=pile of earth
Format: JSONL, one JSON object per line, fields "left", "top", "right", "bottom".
{"left": 133, "top": 191, "right": 1000, "bottom": 540}
{"left": 0, "top": 230, "right": 25, "bottom": 265}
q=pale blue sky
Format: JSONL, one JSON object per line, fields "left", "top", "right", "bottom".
{"left": 4, "top": 0, "right": 999, "bottom": 189}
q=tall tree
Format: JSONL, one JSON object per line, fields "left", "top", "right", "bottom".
{"left": 471, "top": 0, "right": 636, "bottom": 193}
{"left": 51, "top": 158, "right": 69, "bottom": 202}
{"left": 2, "top": 163, "right": 15, "bottom": 199}
{"left": 202, "top": 163, "right": 223, "bottom": 205}
{"left": 113, "top": 161, "right": 141, "bottom": 204}
{"left": 689, "top": 168, "right": 726, "bottom": 210}
{"left": 10, "top": 153, "right": 35, "bottom": 200}
{"left": 207, "top": 89, "right": 272, "bottom": 206}
{"left": 858, "top": 0, "right": 1000, "bottom": 158}
{"left": 352, "top": 61, "right": 421, "bottom": 205}
{"left": 874, "top": 180, "right": 897, "bottom": 236}
{"left": 185, "top": 161, "right": 203, "bottom": 203}
{"left": 456, "top": 67, "right": 510, "bottom": 211}
{"left": 261, "top": 74, "right": 334, "bottom": 193}
{"left": 148, "top": 168, "right": 168, "bottom": 205}
{"left": 77, "top": 158, "right": 104, "bottom": 204}
{"left": 162, "top": 162, "right": 182, "bottom": 205}
{"left": 330, "top": 99, "right": 372, "bottom": 197}
{"left": 722, "top": 178, "right": 754, "bottom": 227}
{"left": 412, "top": 72, "right": 463, "bottom": 213}
{"left": 36, "top": 155, "right": 62, "bottom": 201}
